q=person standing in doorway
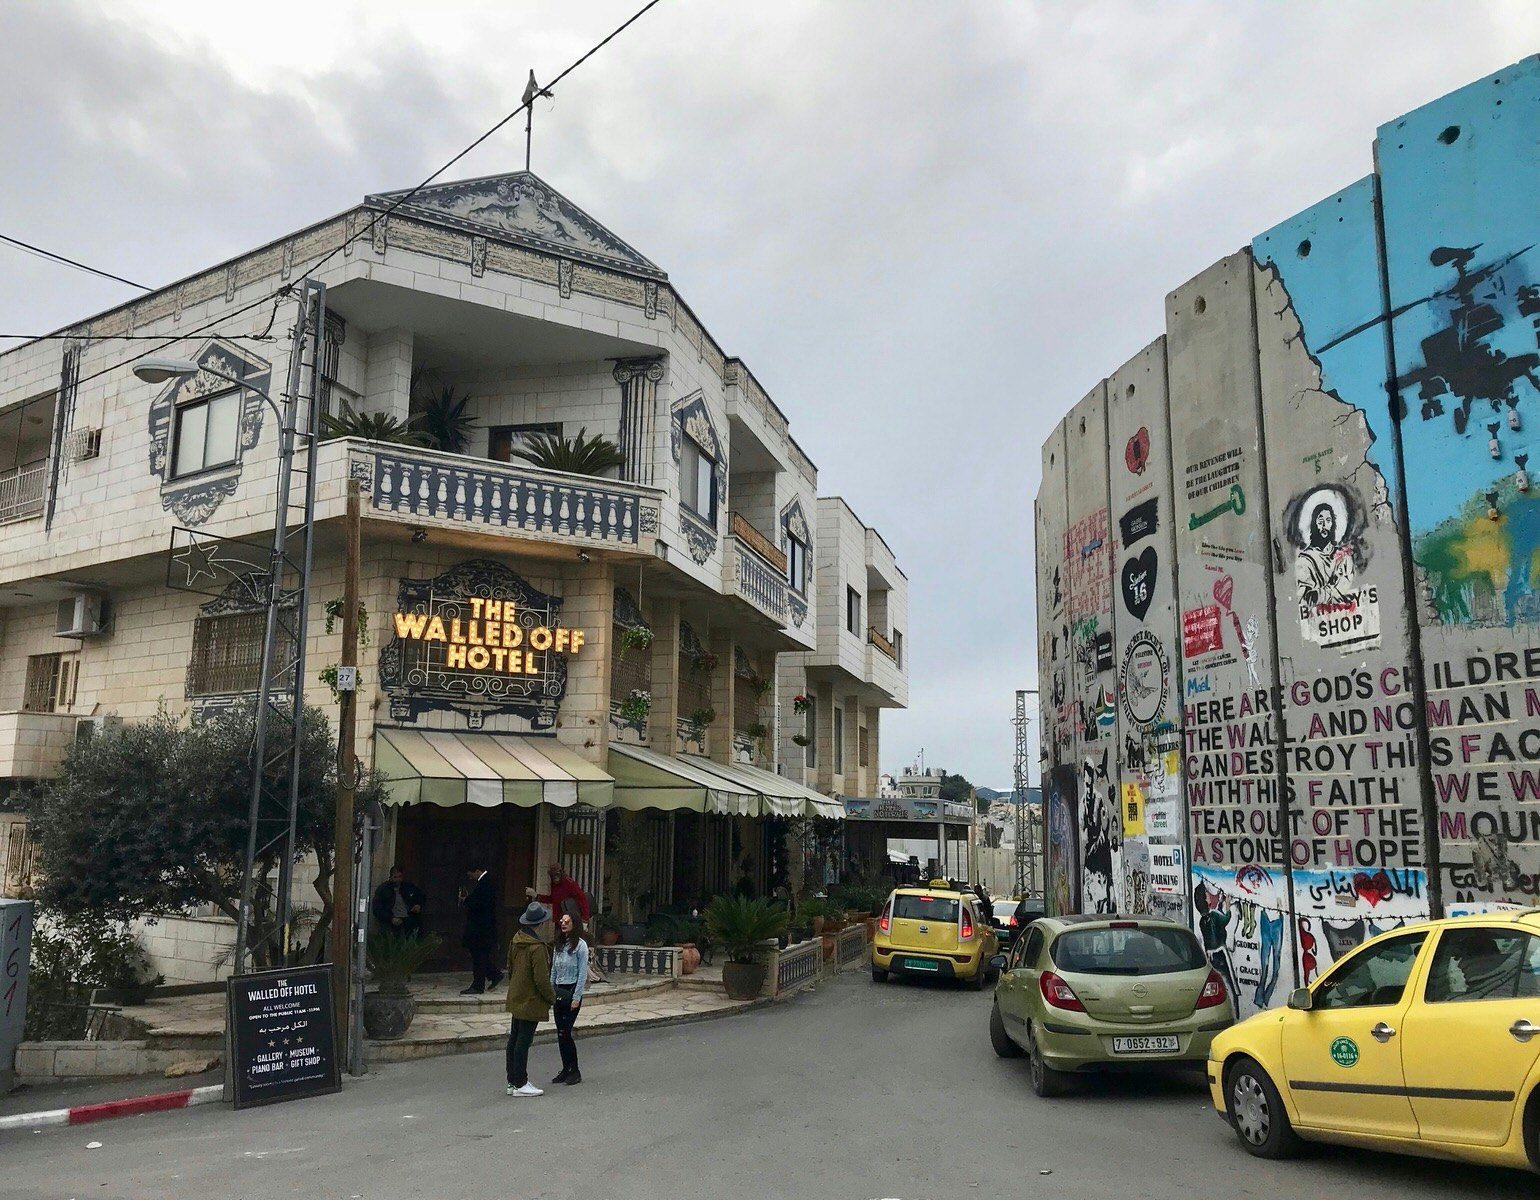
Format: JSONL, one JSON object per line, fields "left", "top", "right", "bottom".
{"left": 371, "top": 866, "right": 426, "bottom": 939}
{"left": 460, "top": 863, "right": 502, "bottom": 995}
{"left": 504, "top": 902, "right": 556, "bottom": 1097}
{"left": 549, "top": 911, "right": 589, "bottom": 1086}
{"left": 528, "top": 861, "right": 591, "bottom": 922}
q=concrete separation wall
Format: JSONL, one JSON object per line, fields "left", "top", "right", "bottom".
{"left": 1036, "top": 56, "right": 1540, "bottom": 1018}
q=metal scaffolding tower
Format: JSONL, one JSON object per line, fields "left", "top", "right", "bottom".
{"left": 1013, "top": 689, "right": 1039, "bottom": 898}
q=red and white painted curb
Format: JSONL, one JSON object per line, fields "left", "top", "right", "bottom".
{"left": 0, "top": 1084, "right": 223, "bottom": 1133}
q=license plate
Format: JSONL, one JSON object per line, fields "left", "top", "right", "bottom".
{"left": 904, "top": 958, "right": 940, "bottom": 972}
{"left": 1112, "top": 1035, "right": 1180, "bottom": 1054}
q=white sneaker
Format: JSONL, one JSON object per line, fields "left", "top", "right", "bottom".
{"left": 506, "top": 1083, "right": 543, "bottom": 1097}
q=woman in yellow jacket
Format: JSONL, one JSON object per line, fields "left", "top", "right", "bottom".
{"left": 504, "top": 902, "right": 556, "bottom": 1096}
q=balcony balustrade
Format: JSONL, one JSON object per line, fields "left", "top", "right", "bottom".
{"left": 726, "top": 532, "right": 788, "bottom": 624}
{"left": 867, "top": 626, "right": 897, "bottom": 661}
{"left": 0, "top": 464, "right": 47, "bottom": 525}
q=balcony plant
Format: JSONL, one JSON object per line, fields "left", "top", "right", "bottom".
{"left": 363, "top": 930, "right": 443, "bottom": 1039}
{"left": 792, "top": 733, "right": 811, "bottom": 747}
{"left": 618, "top": 689, "right": 651, "bottom": 725}
{"left": 320, "top": 396, "right": 434, "bottom": 447}
{"left": 689, "top": 707, "right": 716, "bottom": 741}
{"left": 704, "top": 895, "right": 787, "bottom": 1000}
{"left": 791, "top": 693, "right": 810, "bottom": 715}
{"left": 616, "top": 626, "right": 653, "bottom": 665}
{"left": 509, "top": 426, "right": 625, "bottom": 476}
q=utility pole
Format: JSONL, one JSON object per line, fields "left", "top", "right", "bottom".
{"left": 1013, "top": 690, "right": 1039, "bottom": 898}
{"left": 330, "top": 479, "right": 362, "bottom": 1065}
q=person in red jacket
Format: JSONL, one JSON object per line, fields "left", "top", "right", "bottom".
{"left": 529, "top": 862, "right": 590, "bottom": 922}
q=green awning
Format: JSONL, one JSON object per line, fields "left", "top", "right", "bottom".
{"left": 684, "top": 757, "right": 845, "bottom": 819}
{"left": 375, "top": 727, "right": 613, "bottom": 810}
{"left": 608, "top": 744, "right": 759, "bottom": 815}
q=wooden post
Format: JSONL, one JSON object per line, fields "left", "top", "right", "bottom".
{"left": 331, "top": 479, "right": 362, "bottom": 1064}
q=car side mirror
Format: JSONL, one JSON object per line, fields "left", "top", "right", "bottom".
{"left": 1286, "top": 987, "right": 1313, "bottom": 1011}
{"left": 989, "top": 954, "right": 1008, "bottom": 971}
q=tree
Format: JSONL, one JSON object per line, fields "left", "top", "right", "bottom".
{"left": 938, "top": 772, "right": 974, "bottom": 805}
{"left": 27, "top": 703, "right": 386, "bottom": 969}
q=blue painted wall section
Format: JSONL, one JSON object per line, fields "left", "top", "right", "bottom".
{"left": 1036, "top": 56, "right": 1540, "bottom": 1014}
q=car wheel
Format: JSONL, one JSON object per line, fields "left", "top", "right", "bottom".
{"left": 968, "top": 965, "right": 987, "bottom": 991}
{"left": 1225, "top": 1057, "right": 1301, "bottom": 1160}
{"left": 871, "top": 967, "right": 888, "bottom": 983}
{"left": 1027, "top": 1026, "right": 1068, "bottom": 1098}
{"left": 989, "top": 1002, "right": 1023, "bottom": 1058}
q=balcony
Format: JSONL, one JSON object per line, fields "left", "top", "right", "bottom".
{"left": 725, "top": 516, "right": 788, "bottom": 625}
{"left": 0, "top": 464, "right": 46, "bottom": 525}
{"left": 867, "top": 626, "right": 897, "bottom": 661}
{"left": 346, "top": 441, "right": 662, "bottom": 553}
{"left": 0, "top": 711, "right": 78, "bottom": 780}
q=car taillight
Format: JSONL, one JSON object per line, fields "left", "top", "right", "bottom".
{"left": 1196, "top": 968, "right": 1227, "bottom": 1010}
{"left": 879, "top": 901, "right": 891, "bottom": 934}
{"left": 960, "top": 910, "right": 974, "bottom": 939}
{"left": 1039, "top": 970, "right": 1085, "bottom": 1012}
{"left": 1008, "top": 915, "right": 1019, "bottom": 928}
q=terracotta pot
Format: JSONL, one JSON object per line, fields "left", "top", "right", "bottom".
{"left": 362, "top": 990, "right": 416, "bottom": 1040}
{"left": 599, "top": 929, "right": 620, "bottom": 946}
{"left": 679, "top": 943, "right": 701, "bottom": 974}
{"left": 811, "top": 916, "right": 826, "bottom": 936}
{"left": 864, "top": 917, "right": 877, "bottom": 943}
{"left": 820, "top": 933, "right": 836, "bottom": 961}
{"left": 722, "top": 960, "right": 766, "bottom": 1000}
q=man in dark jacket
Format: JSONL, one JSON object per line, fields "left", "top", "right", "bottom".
{"left": 371, "top": 866, "right": 426, "bottom": 939}
{"left": 460, "top": 863, "right": 503, "bottom": 995}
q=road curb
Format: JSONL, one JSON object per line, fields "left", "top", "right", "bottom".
{"left": 0, "top": 1084, "right": 222, "bottom": 1134}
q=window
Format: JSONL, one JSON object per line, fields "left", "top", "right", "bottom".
{"left": 858, "top": 724, "right": 869, "bottom": 768}
{"left": 172, "top": 389, "right": 242, "bottom": 478}
{"left": 893, "top": 629, "right": 903, "bottom": 669}
{"left": 188, "top": 611, "right": 269, "bottom": 696}
{"left": 846, "top": 586, "right": 861, "bottom": 635}
{"left": 893, "top": 894, "right": 958, "bottom": 922}
{"left": 833, "top": 705, "right": 844, "bottom": 773}
{"left": 1015, "top": 926, "right": 1045, "bottom": 970}
{"left": 785, "top": 533, "right": 808, "bottom": 593}
{"left": 489, "top": 422, "right": 561, "bottom": 463}
{"left": 1313, "top": 932, "right": 1428, "bottom": 1009}
{"left": 1051, "top": 926, "right": 1207, "bottom": 976}
{"left": 680, "top": 434, "right": 717, "bottom": 522}
{"left": 23, "top": 654, "right": 63, "bottom": 713}
{"left": 3, "top": 821, "right": 33, "bottom": 895}
{"left": 1425, "top": 929, "right": 1540, "bottom": 1002}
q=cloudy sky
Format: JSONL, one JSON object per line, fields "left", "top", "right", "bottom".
{"left": 2, "top": 1, "right": 1535, "bottom": 787}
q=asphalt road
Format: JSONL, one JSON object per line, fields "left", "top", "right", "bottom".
{"left": 2, "top": 971, "right": 1531, "bottom": 1199}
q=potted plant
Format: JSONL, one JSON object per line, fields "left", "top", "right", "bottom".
{"left": 618, "top": 689, "right": 651, "bottom": 724}
{"left": 791, "top": 693, "right": 810, "bottom": 715}
{"left": 705, "top": 895, "right": 786, "bottom": 1000}
{"left": 799, "top": 896, "right": 830, "bottom": 935}
{"left": 363, "top": 931, "right": 443, "bottom": 1040}
{"left": 595, "top": 912, "right": 621, "bottom": 947}
{"left": 792, "top": 733, "right": 810, "bottom": 747}
{"left": 616, "top": 626, "right": 653, "bottom": 665}
{"left": 689, "top": 706, "right": 716, "bottom": 740}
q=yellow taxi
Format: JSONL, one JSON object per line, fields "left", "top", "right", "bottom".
{"left": 1208, "top": 910, "right": 1540, "bottom": 1174}
{"left": 871, "top": 882, "right": 998, "bottom": 989}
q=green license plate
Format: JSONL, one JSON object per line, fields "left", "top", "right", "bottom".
{"left": 904, "top": 958, "right": 940, "bottom": 972}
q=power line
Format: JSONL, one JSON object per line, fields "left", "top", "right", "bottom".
{"left": 0, "top": 232, "right": 150, "bottom": 292}
{"left": 59, "top": 0, "right": 666, "bottom": 394}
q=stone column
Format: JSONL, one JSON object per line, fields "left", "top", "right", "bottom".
{"left": 708, "top": 629, "right": 735, "bottom": 765}
{"left": 814, "top": 681, "right": 836, "bottom": 795}
{"left": 363, "top": 327, "right": 413, "bottom": 423}
{"left": 554, "top": 561, "right": 614, "bottom": 766}
{"left": 865, "top": 706, "right": 881, "bottom": 797}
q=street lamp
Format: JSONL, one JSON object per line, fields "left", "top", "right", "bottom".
{"left": 135, "top": 281, "right": 326, "bottom": 979}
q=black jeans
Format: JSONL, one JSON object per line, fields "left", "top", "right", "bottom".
{"left": 553, "top": 996, "right": 580, "bottom": 1073}
{"left": 506, "top": 1018, "right": 538, "bottom": 1087}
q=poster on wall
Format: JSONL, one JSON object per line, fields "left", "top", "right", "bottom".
{"left": 1046, "top": 766, "right": 1080, "bottom": 917}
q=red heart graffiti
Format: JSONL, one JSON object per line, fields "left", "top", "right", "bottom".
{"left": 1212, "top": 575, "right": 1234, "bottom": 610}
{"left": 1353, "top": 870, "right": 1392, "bottom": 906}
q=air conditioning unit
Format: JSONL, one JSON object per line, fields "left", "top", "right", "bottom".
{"left": 75, "top": 715, "right": 120, "bottom": 746}
{"left": 55, "top": 593, "right": 107, "bottom": 638}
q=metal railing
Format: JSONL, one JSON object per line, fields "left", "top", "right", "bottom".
{"left": 729, "top": 512, "right": 787, "bottom": 574}
{"left": 0, "top": 463, "right": 47, "bottom": 524}
{"left": 867, "top": 627, "right": 898, "bottom": 660}
{"left": 729, "top": 536, "right": 788, "bottom": 623}
{"left": 356, "top": 444, "right": 662, "bottom": 547}
{"left": 836, "top": 924, "right": 867, "bottom": 968}
{"left": 775, "top": 939, "right": 821, "bottom": 993}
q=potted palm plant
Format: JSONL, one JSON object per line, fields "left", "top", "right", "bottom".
{"left": 704, "top": 895, "right": 786, "bottom": 1000}
{"left": 363, "top": 931, "right": 443, "bottom": 1040}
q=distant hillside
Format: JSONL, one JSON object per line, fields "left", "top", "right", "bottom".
{"left": 977, "top": 786, "right": 1042, "bottom": 806}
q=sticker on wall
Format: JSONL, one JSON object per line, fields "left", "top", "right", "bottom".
{"left": 1120, "top": 548, "right": 1158, "bottom": 620}
{"left": 1284, "top": 484, "right": 1381, "bottom": 652}
{"left": 1094, "top": 631, "right": 1115, "bottom": 673}
{"left": 1150, "top": 842, "right": 1185, "bottom": 895}
{"left": 1120, "top": 782, "right": 1145, "bottom": 837}
{"left": 1118, "top": 498, "right": 1160, "bottom": 547}
{"left": 1182, "top": 605, "right": 1224, "bottom": 657}
{"left": 1119, "top": 631, "right": 1170, "bottom": 727}
{"left": 1125, "top": 427, "right": 1151, "bottom": 475}
{"left": 1146, "top": 797, "right": 1179, "bottom": 838}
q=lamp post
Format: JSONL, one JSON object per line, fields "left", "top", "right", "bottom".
{"left": 135, "top": 279, "right": 327, "bottom": 976}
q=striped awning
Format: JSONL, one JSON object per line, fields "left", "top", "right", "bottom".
{"left": 608, "top": 744, "right": 759, "bottom": 815}
{"left": 685, "top": 757, "right": 845, "bottom": 820}
{"left": 375, "top": 727, "right": 614, "bottom": 810}
{"left": 607, "top": 744, "right": 842, "bottom": 819}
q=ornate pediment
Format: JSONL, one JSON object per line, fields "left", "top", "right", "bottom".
{"left": 364, "top": 171, "right": 665, "bottom": 280}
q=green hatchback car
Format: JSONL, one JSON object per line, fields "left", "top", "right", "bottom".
{"left": 988, "top": 915, "right": 1236, "bottom": 1096}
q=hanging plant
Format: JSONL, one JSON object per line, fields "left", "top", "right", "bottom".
{"left": 689, "top": 707, "right": 716, "bottom": 737}
{"left": 691, "top": 652, "right": 719, "bottom": 674}
{"left": 744, "top": 722, "right": 769, "bottom": 741}
{"left": 616, "top": 626, "right": 654, "bottom": 667}
{"left": 753, "top": 676, "right": 774, "bottom": 699}
{"left": 792, "top": 734, "right": 811, "bottom": 747}
{"left": 323, "top": 599, "right": 371, "bottom": 648}
{"left": 792, "top": 693, "right": 811, "bottom": 715}
{"left": 318, "top": 663, "right": 364, "bottom": 702}
{"left": 619, "top": 689, "right": 651, "bottom": 724}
